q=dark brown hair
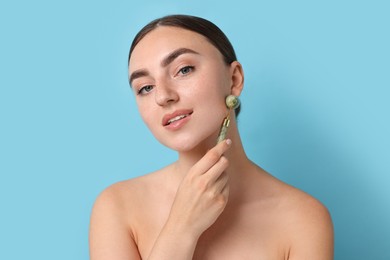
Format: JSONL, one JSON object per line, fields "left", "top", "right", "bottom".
{"left": 128, "top": 14, "right": 241, "bottom": 116}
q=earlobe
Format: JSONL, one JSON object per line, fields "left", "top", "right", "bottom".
{"left": 229, "top": 61, "right": 244, "bottom": 96}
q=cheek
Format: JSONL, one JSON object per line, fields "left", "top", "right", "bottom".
{"left": 194, "top": 71, "right": 230, "bottom": 109}
{"left": 185, "top": 82, "right": 229, "bottom": 128}
{"left": 200, "top": 64, "right": 231, "bottom": 93}
{"left": 136, "top": 100, "right": 156, "bottom": 130}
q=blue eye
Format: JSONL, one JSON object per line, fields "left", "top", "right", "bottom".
{"left": 178, "top": 66, "right": 194, "bottom": 75}
{"left": 138, "top": 85, "right": 154, "bottom": 95}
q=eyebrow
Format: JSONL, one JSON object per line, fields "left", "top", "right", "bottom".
{"left": 129, "top": 48, "right": 199, "bottom": 86}
{"left": 161, "top": 48, "right": 199, "bottom": 67}
{"left": 129, "top": 69, "right": 149, "bottom": 87}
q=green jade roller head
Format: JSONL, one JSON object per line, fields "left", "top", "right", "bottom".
{"left": 225, "top": 95, "right": 240, "bottom": 110}
{"left": 216, "top": 95, "right": 240, "bottom": 143}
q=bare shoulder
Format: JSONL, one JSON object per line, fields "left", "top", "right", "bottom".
{"left": 280, "top": 182, "right": 332, "bottom": 226}
{"left": 89, "top": 167, "right": 172, "bottom": 260}
{"left": 92, "top": 174, "right": 148, "bottom": 209}
{"left": 92, "top": 166, "right": 172, "bottom": 219}
{"left": 267, "top": 175, "right": 334, "bottom": 259}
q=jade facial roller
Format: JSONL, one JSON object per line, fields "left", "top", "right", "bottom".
{"left": 216, "top": 95, "right": 240, "bottom": 143}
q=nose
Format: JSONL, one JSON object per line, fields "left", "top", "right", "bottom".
{"left": 154, "top": 82, "right": 179, "bottom": 106}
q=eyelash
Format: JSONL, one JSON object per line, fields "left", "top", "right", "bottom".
{"left": 136, "top": 66, "right": 195, "bottom": 96}
{"left": 137, "top": 85, "right": 154, "bottom": 95}
{"left": 177, "top": 65, "right": 195, "bottom": 76}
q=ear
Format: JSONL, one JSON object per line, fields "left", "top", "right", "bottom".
{"left": 229, "top": 61, "right": 244, "bottom": 96}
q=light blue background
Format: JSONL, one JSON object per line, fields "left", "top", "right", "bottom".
{"left": 1, "top": 0, "right": 389, "bottom": 259}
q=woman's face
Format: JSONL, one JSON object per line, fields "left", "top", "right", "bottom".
{"left": 129, "top": 26, "right": 240, "bottom": 151}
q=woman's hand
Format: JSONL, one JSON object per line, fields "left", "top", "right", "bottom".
{"left": 166, "top": 139, "right": 232, "bottom": 239}
{"left": 146, "top": 139, "right": 232, "bottom": 260}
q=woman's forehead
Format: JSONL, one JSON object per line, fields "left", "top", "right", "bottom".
{"left": 129, "top": 26, "right": 220, "bottom": 70}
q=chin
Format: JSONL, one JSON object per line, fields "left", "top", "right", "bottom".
{"left": 158, "top": 131, "right": 218, "bottom": 153}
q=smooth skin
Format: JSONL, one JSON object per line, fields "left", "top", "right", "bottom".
{"left": 89, "top": 26, "right": 334, "bottom": 260}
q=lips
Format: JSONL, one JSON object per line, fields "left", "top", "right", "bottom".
{"left": 162, "top": 109, "right": 193, "bottom": 126}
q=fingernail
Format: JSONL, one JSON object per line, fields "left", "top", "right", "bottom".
{"left": 226, "top": 139, "right": 232, "bottom": 145}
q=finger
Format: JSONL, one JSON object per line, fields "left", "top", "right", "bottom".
{"left": 214, "top": 183, "right": 230, "bottom": 211}
{"left": 205, "top": 156, "right": 229, "bottom": 184}
{"left": 220, "top": 182, "right": 230, "bottom": 198}
{"left": 191, "top": 139, "right": 232, "bottom": 175}
{"left": 213, "top": 170, "right": 229, "bottom": 194}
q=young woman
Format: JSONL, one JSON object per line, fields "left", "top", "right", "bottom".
{"left": 89, "top": 15, "right": 334, "bottom": 260}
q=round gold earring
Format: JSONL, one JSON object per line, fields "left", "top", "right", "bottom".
{"left": 225, "top": 95, "right": 240, "bottom": 109}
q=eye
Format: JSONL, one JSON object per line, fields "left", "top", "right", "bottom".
{"left": 178, "top": 66, "right": 194, "bottom": 76}
{"left": 137, "top": 85, "right": 154, "bottom": 95}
